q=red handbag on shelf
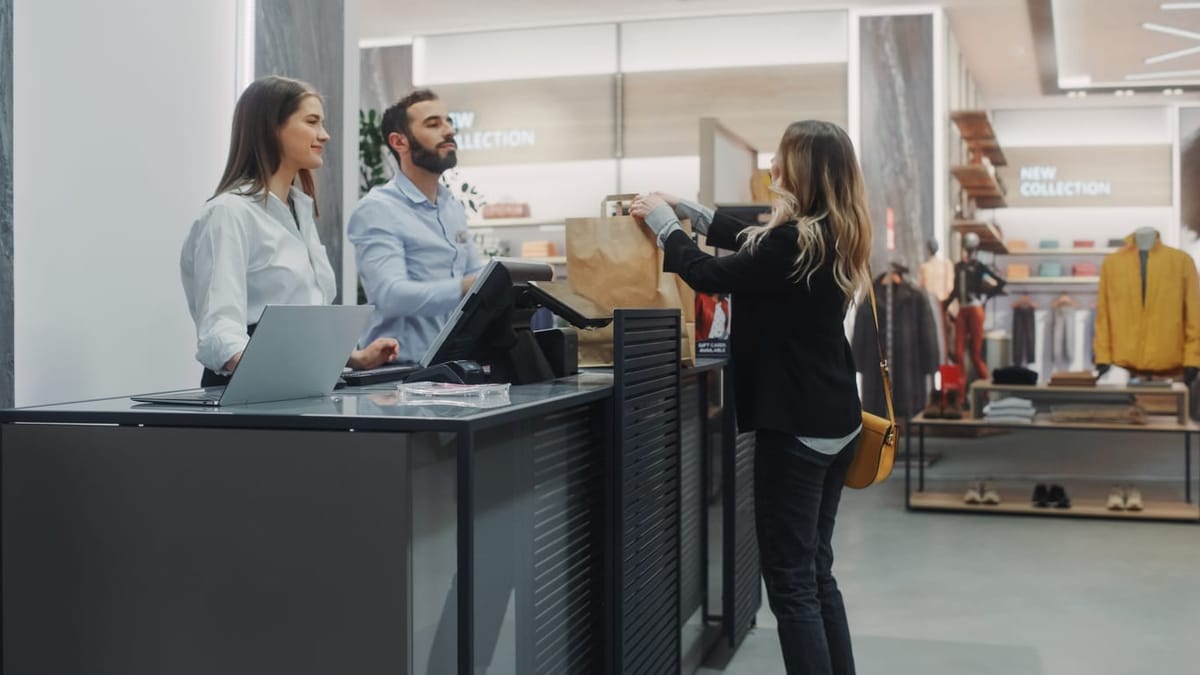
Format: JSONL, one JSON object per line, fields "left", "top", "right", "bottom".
{"left": 1072, "top": 262, "right": 1098, "bottom": 277}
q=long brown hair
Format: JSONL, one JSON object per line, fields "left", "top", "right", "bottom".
{"left": 213, "top": 75, "right": 321, "bottom": 215}
{"left": 741, "top": 120, "right": 872, "bottom": 306}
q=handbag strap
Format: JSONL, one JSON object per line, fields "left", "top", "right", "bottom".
{"left": 865, "top": 281, "right": 897, "bottom": 428}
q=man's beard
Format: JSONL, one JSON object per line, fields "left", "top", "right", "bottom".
{"left": 408, "top": 132, "right": 458, "bottom": 174}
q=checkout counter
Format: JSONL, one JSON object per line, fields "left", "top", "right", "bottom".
{"left": 1, "top": 310, "right": 760, "bottom": 675}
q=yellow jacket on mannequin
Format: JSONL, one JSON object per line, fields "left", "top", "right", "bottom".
{"left": 1094, "top": 231, "right": 1200, "bottom": 372}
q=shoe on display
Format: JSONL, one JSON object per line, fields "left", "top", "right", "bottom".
{"left": 1106, "top": 486, "right": 1126, "bottom": 511}
{"left": 1125, "top": 486, "right": 1144, "bottom": 512}
{"left": 1031, "top": 483, "right": 1050, "bottom": 508}
{"left": 981, "top": 483, "right": 1001, "bottom": 505}
{"left": 923, "top": 389, "right": 944, "bottom": 419}
{"left": 1048, "top": 484, "right": 1071, "bottom": 509}
{"left": 943, "top": 390, "right": 964, "bottom": 420}
{"left": 963, "top": 481, "right": 983, "bottom": 505}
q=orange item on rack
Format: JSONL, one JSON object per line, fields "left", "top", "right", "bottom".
{"left": 520, "top": 240, "right": 557, "bottom": 257}
{"left": 1006, "top": 239, "right": 1029, "bottom": 252}
{"left": 1006, "top": 264, "right": 1031, "bottom": 280}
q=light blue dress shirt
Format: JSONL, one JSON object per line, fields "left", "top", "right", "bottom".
{"left": 348, "top": 171, "right": 486, "bottom": 364}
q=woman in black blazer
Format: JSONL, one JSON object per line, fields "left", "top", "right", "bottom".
{"left": 631, "top": 120, "right": 872, "bottom": 675}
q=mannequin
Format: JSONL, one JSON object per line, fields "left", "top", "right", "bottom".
{"left": 919, "top": 237, "right": 955, "bottom": 361}
{"left": 943, "top": 232, "right": 1006, "bottom": 380}
{"left": 1095, "top": 228, "right": 1200, "bottom": 384}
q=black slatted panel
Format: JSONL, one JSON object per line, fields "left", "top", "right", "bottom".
{"left": 612, "top": 309, "right": 681, "bottom": 675}
{"left": 530, "top": 408, "right": 604, "bottom": 675}
{"left": 678, "top": 375, "right": 704, "bottom": 623}
{"left": 730, "top": 431, "right": 760, "bottom": 648}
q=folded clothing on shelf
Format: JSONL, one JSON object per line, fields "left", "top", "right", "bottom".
{"left": 984, "top": 396, "right": 1036, "bottom": 423}
{"left": 1073, "top": 239, "right": 1095, "bottom": 249}
{"left": 482, "top": 202, "right": 530, "bottom": 219}
{"left": 1049, "top": 370, "right": 1098, "bottom": 386}
{"left": 1106, "top": 238, "right": 1126, "bottom": 248}
{"left": 1038, "top": 239, "right": 1059, "bottom": 250}
{"left": 1007, "top": 263, "right": 1031, "bottom": 280}
{"left": 520, "top": 240, "right": 557, "bottom": 257}
{"left": 1038, "top": 262, "right": 1064, "bottom": 277}
{"left": 1006, "top": 239, "right": 1029, "bottom": 252}
{"left": 1050, "top": 404, "right": 1148, "bottom": 425}
{"left": 992, "top": 366, "right": 1038, "bottom": 385}
{"left": 1071, "top": 262, "right": 1098, "bottom": 276}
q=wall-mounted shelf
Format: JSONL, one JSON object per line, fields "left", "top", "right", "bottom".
{"left": 1006, "top": 276, "right": 1100, "bottom": 285}
{"left": 950, "top": 110, "right": 1007, "bottom": 166}
{"left": 1001, "top": 248, "right": 1117, "bottom": 256}
{"left": 951, "top": 220, "right": 1007, "bottom": 254}
{"left": 951, "top": 165, "right": 1006, "bottom": 209}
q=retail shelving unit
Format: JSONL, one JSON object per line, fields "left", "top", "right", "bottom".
{"left": 905, "top": 381, "right": 1199, "bottom": 523}
{"left": 1005, "top": 276, "right": 1100, "bottom": 285}
{"left": 949, "top": 220, "right": 1007, "bottom": 253}
{"left": 469, "top": 217, "right": 568, "bottom": 273}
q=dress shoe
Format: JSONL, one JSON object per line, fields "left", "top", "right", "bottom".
{"left": 943, "top": 389, "right": 964, "bottom": 420}
{"left": 1032, "top": 483, "right": 1050, "bottom": 507}
{"left": 1106, "top": 486, "right": 1125, "bottom": 511}
{"left": 1047, "top": 484, "right": 1071, "bottom": 509}
{"left": 1125, "top": 486, "right": 1144, "bottom": 511}
{"left": 923, "top": 390, "right": 944, "bottom": 419}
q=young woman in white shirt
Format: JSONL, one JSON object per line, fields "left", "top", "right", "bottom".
{"left": 181, "top": 75, "right": 398, "bottom": 386}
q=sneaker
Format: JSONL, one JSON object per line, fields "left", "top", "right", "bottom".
{"left": 1048, "top": 484, "right": 1071, "bottom": 509}
{"left": 963, "top": 481, "right": 983, "bottom": 504}
{"left": 981, "top": 483, "right": 1001, "bottom": 505}
{"left": 1125, "top": 486, "right": 1144, "bottom": 511}
{"left": 1106, "top": 486, "right": 1125, "bottom": 511}
{"left": 1032, "top": 483, "right": 1050, "bottom": 507}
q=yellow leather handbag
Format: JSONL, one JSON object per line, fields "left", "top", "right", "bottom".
{"left": 845, "top": 282, "right": 896, "bottom": 489}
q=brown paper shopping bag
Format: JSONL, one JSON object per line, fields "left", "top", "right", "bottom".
{"left": 566, "top": 194, "right": 695, "bottom": 367}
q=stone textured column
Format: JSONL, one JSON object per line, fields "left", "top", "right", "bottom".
{"left": 1, "top": 0, "right": 14, "bottom": 407}
{"left": 256, "top": 0, "right": 346, "bottom": 300}
{"left": 859, "top": 13, "right": 935, "bottom": 276}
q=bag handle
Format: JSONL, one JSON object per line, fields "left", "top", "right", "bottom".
{"left": 865, "top": 281, "right": 897, "bottom": 430}
{"left": 600, "top": 194, "right": 640, "bottom": 218}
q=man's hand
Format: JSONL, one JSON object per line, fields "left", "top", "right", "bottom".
{"left": 349, "top": 337, "right": 400, "bottom": 370}
{"left": 461, "top": 275, "right": 477, "bottom": 296}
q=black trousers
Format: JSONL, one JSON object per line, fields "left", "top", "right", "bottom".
{"left": 754, "top": 429, "right": 858, "bottom": 675}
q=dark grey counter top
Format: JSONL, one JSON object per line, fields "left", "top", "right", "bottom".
{"left": 0, "top": 373, "right": 615, "bottom": 433}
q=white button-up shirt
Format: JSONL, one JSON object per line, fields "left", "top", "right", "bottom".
{"left": 180, "top": 187, "right": 337, "bottom": 373}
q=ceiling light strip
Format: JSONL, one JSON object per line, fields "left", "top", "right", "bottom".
{"left": 1125, "top": 68, "right": 1200, "bottom": 80}
{"left": 1146, "top": 43, "right": 1200, "bottom": 64}
{"left": 1142, "top": 22, "right": 1200, "bottom": 41}
{"left": 1161, "top": 2, "right": 1200, "bottom": 9}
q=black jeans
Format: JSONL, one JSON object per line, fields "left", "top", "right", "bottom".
{"left": 754, "top": 429, "right": 857, "bottom": 675}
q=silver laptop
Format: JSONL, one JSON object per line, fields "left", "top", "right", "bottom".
{"left": 132, "top": 304, "right": 373, "bottom": 406}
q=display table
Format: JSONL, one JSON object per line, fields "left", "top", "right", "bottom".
{"left": 1, "top": 310, "right": 760, "bottom": 675}
{"left": 906, "top": 381, "right": 1199, "bottom": 523}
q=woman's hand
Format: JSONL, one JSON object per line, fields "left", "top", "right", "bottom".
{"left": 349, "top": 337, "right": 400, "bottom": 370}
{"left": 630, "top": 193, "right": 669, "bottom": 221}
{"left": 222, "top": 352, "right": 243, "bottom": 374}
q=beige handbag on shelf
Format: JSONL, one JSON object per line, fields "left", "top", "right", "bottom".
{"left": 845, "top": 281, "right": 897, "bottom": 489}
{"left": 565, "top": 194, "right": 695, "bottom": 366}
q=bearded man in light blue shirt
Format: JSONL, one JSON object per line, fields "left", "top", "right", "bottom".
{"left": 348, "top": 89, "right": 486, "bottom": 364}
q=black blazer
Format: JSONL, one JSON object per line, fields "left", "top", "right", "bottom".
{"left": 662, "top": 212, "right": 862, "bottom": 438}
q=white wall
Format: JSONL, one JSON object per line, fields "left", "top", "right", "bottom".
{"left": 14, "top": 0, "right": 238, "bottom": 405}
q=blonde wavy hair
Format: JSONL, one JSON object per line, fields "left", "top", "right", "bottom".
{"left": 740, "top": 120, "right": 873, "bottom": 306}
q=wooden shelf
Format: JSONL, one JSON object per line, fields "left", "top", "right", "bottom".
{"left": 1000, "top": 248, "right": 1116, "bottom": 256}
{"left": 950, "top": 220, "right": 1007, "bottom": 253}
{"left": 1006, "top": 276, "right": 1099, "bottom": 285}
{"left": 469, "top": 218, "right": 565, "bottom": 229}
{"left": 951, "top": 165, "right": 1007, "bottom": 208}
{"left": 910, "top": 491, "right": 1198, "bottom": 522}
{"left": 950, "top": 110, "right": 1007, "bottom": 166}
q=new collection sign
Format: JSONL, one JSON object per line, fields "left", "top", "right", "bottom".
{"left": 997, "top": 145, "right": 1172, "bottom": 207}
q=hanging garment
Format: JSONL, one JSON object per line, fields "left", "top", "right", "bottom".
{"left": 1012, "top": 305, "right": 1036, "bottom": 367}
{"left": 1047, "top": 305, "right": 1075, "bottom": 375}
{"left": 1095, "top": 232, "right": 1200, "bottom": 372}
{"left": 852, "top": 278, "right": 940, "bottom": 418}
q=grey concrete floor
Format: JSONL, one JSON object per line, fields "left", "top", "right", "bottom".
{"left": 699, "top": 430, "right": 1200, "bottom": 675}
